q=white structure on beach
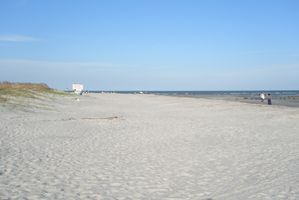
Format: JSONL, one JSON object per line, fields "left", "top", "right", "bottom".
{"left": 72, "top": 83, "right": 84, "bottom": 95}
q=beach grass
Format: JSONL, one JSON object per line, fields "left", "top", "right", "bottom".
{"left": 0, "top": 81, "right": 68, "bottom": 103}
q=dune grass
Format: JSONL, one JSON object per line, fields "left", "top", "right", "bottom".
{"left": 0, "top": 81, "right": 68, "bottom": 103}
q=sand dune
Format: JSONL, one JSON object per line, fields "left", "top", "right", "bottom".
{"left": 0, "top": 93, "right": 299, "bottom": 199}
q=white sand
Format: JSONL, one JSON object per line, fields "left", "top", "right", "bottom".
{"left": 0, "top": 93, "right": 299, "bottom": 199}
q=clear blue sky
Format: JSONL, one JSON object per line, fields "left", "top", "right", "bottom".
{"left": 0, "top": 0, "right": 298, "bottom": 90}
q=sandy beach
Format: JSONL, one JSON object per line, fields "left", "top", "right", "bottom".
{"left": 0, "top": 93, "right": 299, "bottom": 199}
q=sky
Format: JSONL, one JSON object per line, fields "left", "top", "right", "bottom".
{"left": 0, "top": 0, "right": 298, "bottom": 90}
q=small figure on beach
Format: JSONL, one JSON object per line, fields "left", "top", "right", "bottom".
{"left": 260, "top": 92, "right": 266, "bottom": 102}
{"left": 267, "top": 93, "right": 272, "bottom": 105}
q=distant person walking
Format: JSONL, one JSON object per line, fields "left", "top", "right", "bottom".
{"left": 267, "top": 93, "right": 272, "bottom": 105}
{"left": 260, "top": 92, "right": 266, "bottom": 102}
